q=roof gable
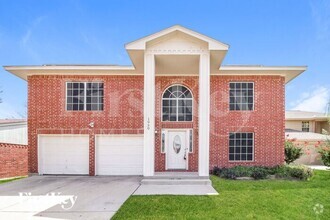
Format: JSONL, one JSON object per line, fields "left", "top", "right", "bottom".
{"left": 125, "top": 25, "right": 229, "bottom": 51}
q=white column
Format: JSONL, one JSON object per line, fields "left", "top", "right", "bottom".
{"left": 143, "top": 53, "right": 155, "bottom": 176}
{"left": 198, "top": 53, "right": 210, "bottom": 176}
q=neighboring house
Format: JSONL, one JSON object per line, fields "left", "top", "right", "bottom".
{"left": 3, "top": 25, "right": 307, "bottom": 177}
{"left": 285, "top": 129, "right": 327, "bottom": 165}
{"left": 285, "top": 110, "right": 329, "bottom": 133}
{"left": 0, "top": 119, "right": 27, "bottom": 145}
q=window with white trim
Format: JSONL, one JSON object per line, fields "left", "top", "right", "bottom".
{"left": 66, "top": 82, "right": 104, "bottom": 111}
{"left": 162, "top": 85, "right": 193, "bottom": 121}
{"left": 229, "top": 132, "right": 254, "bottom": 161}
{"left": 229, "top": 82, "right": 254, "bottom": 111}
{"left": 161, "top": 130, "right": 165, "bottom": 153}
{"left": 302, "top": 121, "right": 309, "bottom": 132}
{"left": 189, "top": 129, "right": 193, "bottom": 153}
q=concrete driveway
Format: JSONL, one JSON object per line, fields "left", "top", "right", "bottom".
{"left": 0, "top": 176, "right": 141, "bottom": 220}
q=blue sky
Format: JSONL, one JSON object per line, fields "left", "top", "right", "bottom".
{"left": 0, "top": 0, "right": 329, "bottom": 118}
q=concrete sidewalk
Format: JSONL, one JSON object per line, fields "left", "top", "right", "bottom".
{"left": 307, "top": 165, "right": 330, "bottom": 171}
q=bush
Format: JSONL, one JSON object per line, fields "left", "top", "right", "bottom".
{"left": 212, "top": 165, "right": 313, "bottom": 180}
{"left": 212, "top": 166, "right": 269, "bottom": 180}
{"left": 250, "top": 167, "right": 269, "bottom": 180}
{"left": 275, "top": 165, "right": 313, "bottom": 180}
{"left": 319, "top": 126, "right": 330, "bottom": 166}
{"left": 318, "top": 146, "right": 330, "bottom": 167}
{"left": 285, "top": 140, "right": 303, "bottom": 164}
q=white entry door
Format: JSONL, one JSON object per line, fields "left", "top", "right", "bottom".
{"left": 167, "top": 130, "right": 188, "bottom": 170}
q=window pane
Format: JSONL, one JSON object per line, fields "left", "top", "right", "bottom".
{"left": 73, "top": 104, "right": 78, "bottom": 110}
{"left": 67, "top": 104, "right": 73, "bottom": 110}
{"left": 169, "top": 115, "right": 176, "bottom": 121}
{"left": 229, "top": 82, "right": 253, "bottom": 111}
{"left": 91, "top": 104, "right": 98, "bottom": 111}
{"left": 162, "top": 85, "right": 193, "bottom": 121}
{"left": 229, "top": 154, "right": 234, "bottom": 160}
{"left": 189, "top": 130, "right": 193, "bottom": 152}
{"left": 86, "top": 82, "right": 104, "bottom": 111}
{"left": 161, "top": 131, "right": 165, "bottom": 153}
{"left": 163, "top": 114, "right": 169, "bottom": 121}
{"left": 163, "top": 107, "right": 169, "bottom": 114}
{"left": 185, "top": 114, "right": 192, "bottom": 121}
{"left": 186, "top": 106, "right": 192, "bottom": 114}
{"left": 229, "top": 132, "right": 254, "bottom": 161}
{"left": 230, "top": 104, "right": 235, "bottom": 110}
{"left": 229, "top": 140, "right": 235, "bottom": 146}
{"left": 79, "top": 104, "right": 84, "bottom": 110}
{"left": 178, "top": 115, "right": 184, "bottom": 121}
{"left": 163, "top": 100, "right": 169, "bottom": 107}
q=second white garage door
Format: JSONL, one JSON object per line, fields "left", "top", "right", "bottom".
{"left": 95, "top": 135, "right": 144, "bottom": 175}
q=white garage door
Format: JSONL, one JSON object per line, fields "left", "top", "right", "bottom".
{"left": 38, "top": 135, "right": 89, "bottom": 175}
{"left": 96, "top": 135, "right": 143, "bottom": 175}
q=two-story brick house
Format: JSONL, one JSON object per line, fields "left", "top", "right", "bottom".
{"left": 4, "top": 25, "right": 306, "bottom": 177}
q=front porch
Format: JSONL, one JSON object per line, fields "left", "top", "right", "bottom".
{"left": 124, "top": 26, "right": 229, "bottom": 177}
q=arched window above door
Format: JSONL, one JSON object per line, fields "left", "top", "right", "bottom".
{"left": 162, "top": 85, "right": 193, "bottom": 121}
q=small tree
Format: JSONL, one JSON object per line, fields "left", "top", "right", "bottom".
{"left": 285, "top": 139, "right": 303, "bottom": 164}
{"left": 319, "top": 118, "right": 330, "bottom": 166}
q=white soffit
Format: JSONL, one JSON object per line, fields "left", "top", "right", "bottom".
{"left": 216, "top": 65, "right": 307, "bottom": 83}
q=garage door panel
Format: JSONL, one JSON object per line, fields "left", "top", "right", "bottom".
{"left": 96, "top": 135, "right": 143, "bottom": 175}
{"left": 39, "top": 135, "right": 89, "bottom": 175}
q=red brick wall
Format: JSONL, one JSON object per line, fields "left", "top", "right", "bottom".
{"left": 28, "top": 75, "right": 144, "bottom": 175}
{"left": 28, "top": 74, "right": 285, "bottom": 175}
{"left": 210, "top": 75, "right": 285, "bottom": 168}
{"left": 0, "top": 143, "right": 28, "bottom": 178}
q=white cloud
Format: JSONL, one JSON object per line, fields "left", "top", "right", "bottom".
{"left": 291, "top": 86, "right": 330, "bottom": 113}
{"left": 20, "top": 16, "right": 46, "bottom": 61}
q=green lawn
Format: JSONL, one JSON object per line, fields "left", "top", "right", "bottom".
{"left": 113, "top": 170, "right": 330, "bottom": 220}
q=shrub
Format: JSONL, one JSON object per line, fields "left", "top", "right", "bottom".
{"left": 319, "top": 127, "right": 330, "bottom": 167}
{"left": 275, "top": 165, "right": 313, "bottom": 180}
{"left": 250, "top": 167, "right": 269, "bottom": 179}
{"left": 285, "top": 140, "right": 303, "bottom": 164}
{"left": 212, "top": 165, "right": 313, "bottom": 180}
{"left": 318, "top": 146, "right": 330, "bottom": 167}
{"left": 212, "top": 166, "right": 269, "bottom": 180}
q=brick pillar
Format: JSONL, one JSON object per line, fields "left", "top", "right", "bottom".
{"left": 89, "top": 132, "right": 95, "bottom": 176}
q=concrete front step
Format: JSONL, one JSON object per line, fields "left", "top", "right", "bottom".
{"left": 141, "top": 178, "right": 211, "bottom": 185}
{"left": 145, "top": 172, "right": 209, "bottom": 180}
